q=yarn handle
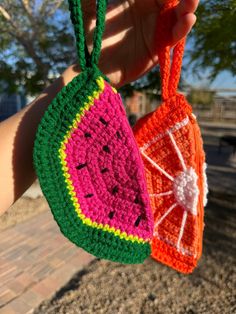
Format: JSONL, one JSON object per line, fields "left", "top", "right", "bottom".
{"left": 157, "top": 0, "right": 185, "bottom": 101}
{"left": 68, "top": 0, "right": 107, "bottom": 71}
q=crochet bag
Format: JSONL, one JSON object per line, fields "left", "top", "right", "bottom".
{"left": 33, "top": 0, "right": 154, "bottom": 264}
{"left": 133, "top": 1, "right": 208, "bottom": 273}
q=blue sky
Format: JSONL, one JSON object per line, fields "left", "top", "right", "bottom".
{"left": 183, "top": 67, "right": 236, "bottom": 97}
{"left": 3, "top": 2, "right": 235, "bottom": 95}
{"left": 184, "top": 70, "right": 236, "bottom": 90}
{"left": 211, "top": 72, "right": 236, "bottom": 89}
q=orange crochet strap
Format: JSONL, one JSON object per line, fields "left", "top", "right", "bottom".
{"left": 156, "top": 0, "right": 185, "bottom": 100}
{"left": 133, "top": 0, "right": 208, "bottom": 274}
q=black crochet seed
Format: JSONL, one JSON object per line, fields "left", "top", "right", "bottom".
{"left": 108, "top": 211, "right": 115, "bottom": 219}
{"left": 85, "top": 194, "right": 94, "bottom": 198}
{"left": 84, "top": 132, "right": 91, "bottom": 138}
{"left": 99, "top": 117, "right": 108, "bottom": 126}
{"left": 112, "top": 185, "right": 119, "bottom": 195}
{"left": 76, "top": 163, "right": 87, "bottom": 170}
{"left": 103, "top": 145, "right": 110, "bottom": 153}
{"left": 134, "top": 195, "right": 139, "bottom": 204}
{"left": 101, "top": 168, "right": 109, "bottom": 173}
{"left": 116, "top": 131, "right": 121, "bottom": 139}
{"left": 135, "top": 215, "right": 143, "bottom": 227}
{"left": 134, "top": 196, "right": 144, "bottom": 206}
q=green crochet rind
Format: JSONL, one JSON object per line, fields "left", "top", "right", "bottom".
{"left": 33, "top": 67, "right": 151, "bottom": 264}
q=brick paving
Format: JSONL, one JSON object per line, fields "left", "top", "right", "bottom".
{"left": 0, "top": 123, "right": 235, "bottom": 314}
{"left": 0, "top": 210, "right": 94, "bottom": 314}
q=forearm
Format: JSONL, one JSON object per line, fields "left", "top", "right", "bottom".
{"left": 0, "top": 65, "right": 82, "bottom": 214}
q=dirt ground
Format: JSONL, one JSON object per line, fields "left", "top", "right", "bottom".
{"left": 0, "top": 181, "right": 47, "bottom": 231}
{"left": 34, "top": 199, "right": 236, "bottom": 314}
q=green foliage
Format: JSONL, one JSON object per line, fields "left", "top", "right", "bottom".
{"left": 1, "top": 1, "right": 235, "bottom": 96}
{"left": 0, "top": 0, "right": 76, "bottom": 95}
{"left": 190, "top": 0, "right": 236, "bottom": 79}
{"left": 123, "top": 0, "right": 236, "bottom": 95}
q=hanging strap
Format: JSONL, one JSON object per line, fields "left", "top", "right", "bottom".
{"left": 68, "top": 0, "right": 107, "bottom": 71}
{"left": 156, "top": 0, "right": 186, "bottom": 101}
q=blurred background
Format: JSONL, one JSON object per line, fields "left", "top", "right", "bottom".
{"left": 0, "top": 1, "right": 235, "bottom": 313}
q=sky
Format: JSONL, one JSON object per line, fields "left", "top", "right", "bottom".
{"left": 181, "top": 37, "right": 236, "bottom": 95}
{"left": 183, "top": 70, "right": 236, "bottom": 98}
{"left": 2, "top": 1, "right": 235, "bottom": 97}
{"left": 184, "top": 70, "right": 236, "bottom": 90}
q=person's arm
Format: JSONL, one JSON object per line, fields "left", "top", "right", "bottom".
{"left": 0, "top": 0, "right": 199, "bottom": 214}
{"left": 0, "top": 66, "right": 82, "bottom": 214}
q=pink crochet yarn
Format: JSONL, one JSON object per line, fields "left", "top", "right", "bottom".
{"left": 65, "top": 81, "right": 153, "bottom": 240}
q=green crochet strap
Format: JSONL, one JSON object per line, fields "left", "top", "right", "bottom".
{"left": 68, "top": 0, "right": 107, "bottom": 70}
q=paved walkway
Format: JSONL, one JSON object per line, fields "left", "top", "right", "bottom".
{"left": 0, "top": 123, "right": 235, "bottom": 314}
{"left": 0, "top": 211, "right": 94, "bottom": 314}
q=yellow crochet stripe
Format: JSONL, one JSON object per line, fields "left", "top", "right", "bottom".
{"left": 58, "top": 77, "right": 147, "bottom": 245}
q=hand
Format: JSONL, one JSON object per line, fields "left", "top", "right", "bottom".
{"left": 80, "top": 0, "right": 199, "bottom": 87}
{"left": 0, "top": 0, "right": 199, "bottom": 213}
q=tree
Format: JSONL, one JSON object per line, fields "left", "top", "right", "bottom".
{"left": 189, "top": 0, "right": 236, "bottom": 80}
{"left": 124, "top": 0, "right": 236, "bottom": 94}
{"left": 0, "top": 0, "right": 75, "bottom": 95}
{"left": 1, "top": 1, "right": 235, "bottom": 96}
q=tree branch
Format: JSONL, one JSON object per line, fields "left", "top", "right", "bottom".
{"left": 0, "top": 5, "right": 22, "bottom": 35}
{"left": 20, "top": 0, "right": 32, "bottom": 16}
{"left": 39, "top": 0, "right": 63, "bottom": 17}
{"left": 47, "top": 0, "right": 64, "bottom": 16}
{"left": 0, "top": 5, "right": 11, "bottom": 21}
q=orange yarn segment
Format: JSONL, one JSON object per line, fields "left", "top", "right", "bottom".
{"left": 133, "top": 1, "right": 207, "bottom": 274}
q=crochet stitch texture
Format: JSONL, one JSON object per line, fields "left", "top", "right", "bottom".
{"left": 33, "top": 0, "right": 153, "bottom": 264}
{"left": 133, "top": 0, "right": 208, "bottom": 273}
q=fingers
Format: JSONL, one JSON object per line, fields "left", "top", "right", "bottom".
{"left": 176, "top": 0, "right": 199, "bottom": 17}
{"left": 172, "top": 12, "right": 196, "bottom": 43}
{"left": 171, "top": 0, "right": 199, "bottom": 44}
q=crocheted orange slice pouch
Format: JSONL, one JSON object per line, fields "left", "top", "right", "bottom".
{"left": 133, "top": 1, "right": 208, "bottom": 273}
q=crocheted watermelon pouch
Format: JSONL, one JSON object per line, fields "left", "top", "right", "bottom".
{"left": 33, "top": 0, "right": 154, "bottom": 264}
{"left": 133, "top": 1, "right": 208, "bottom": 273}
